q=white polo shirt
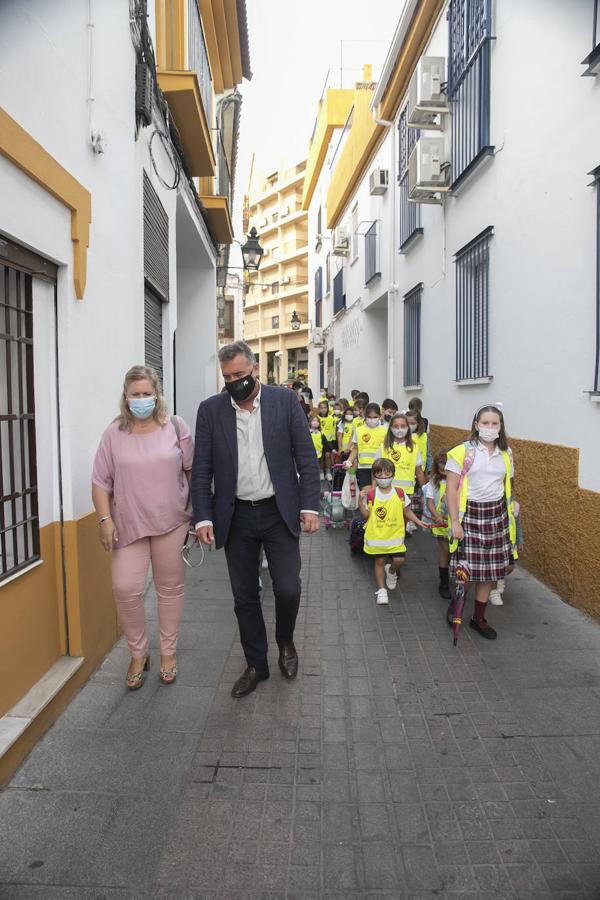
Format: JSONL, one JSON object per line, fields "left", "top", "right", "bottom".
{"left": 445, "top": 442, "right": 513, "bottom": 502}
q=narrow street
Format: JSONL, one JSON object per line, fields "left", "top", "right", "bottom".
{"left": 2, "top": 527, "right": 600, "bottom": 898}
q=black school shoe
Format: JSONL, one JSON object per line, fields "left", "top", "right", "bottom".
{"left": 438, "top": 583, "right": 451, "bottom": 600}
{"left": 469, "top": 618, "right": 497, "bottom": 640}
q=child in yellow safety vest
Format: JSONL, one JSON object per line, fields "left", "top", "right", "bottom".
{"left": 404, "top": 408, "right": 428, "bottom": 530}
{"left": 318, "top": 400, "right": 336, "bottom": 477}
{"left": 309, "top": 414, "right": 324, "bottom": 472}
{"left": 376, "top": 412, "right": 426, "bottom": 497}
{"left": 422, "top": 449, "right": 451, "bottom": 599}
{"left": 345, "top": 403, "right": 388, "bottom": 489}
{"left": 358, "top": 458, "right": 425, "bottom": 606}
{"left": 337, "top": 407, "right": 355, "bottom": 459}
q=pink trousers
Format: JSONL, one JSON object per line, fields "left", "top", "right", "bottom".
{"left": 111, "top": 522, "right": 189, "bottom": 659}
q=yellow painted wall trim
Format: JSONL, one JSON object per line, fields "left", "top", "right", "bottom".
{"left": 0, "top": 107, "right": 91, "bottom": 299}
{"left": 376, "top": 0, "right": 446, "bottom": 122}
{"left": 224, "top": 0, "right": 242, "bottom": 86}
{"left": 211, "top": 0, "right": 234, "bottom": 89}
{"left": 301, "top": 89, "right": 355, "bottom": 212}
{"left": 200, "top": 194, "right": 234, "bottom": 243}
{"left": 326, "top": 84, "right": 385, "bottom": 230}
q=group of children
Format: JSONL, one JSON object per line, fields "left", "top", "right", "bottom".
{"left": 304, "top": 389, "right": 522, "bottom": 634}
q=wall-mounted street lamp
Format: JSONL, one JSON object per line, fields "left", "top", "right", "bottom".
{"left": 240, "top": 227, "right": 264, "bottom": 271}
{"left": 290, "top": 310, "right": 301, "bottom": 331}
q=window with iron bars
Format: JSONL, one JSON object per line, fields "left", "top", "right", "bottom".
{"left": 271, "top": 315, "right": 280, "bottom": 329}
{"left": 314, "top": 266, "right": 323, "bottom": 327}
{"left": 0, "top": 262, "right": 40, "bottom": 581}
{"left": 364, "top": 222, "right": 380, "bottom": 285}
{"left": 398, "top": 106, "right": 422, "bottom": 250}
{"left": 333, "top": 268, "right": 346, "bottom": 315}
{"left": 448, "top": 0, "right": 494, "bottom": 187}
{"left": 455, "top": 227, "right": 493, "bottom": 381}
{"left": 403, "top": 284, "right": 422, "bottom": 388}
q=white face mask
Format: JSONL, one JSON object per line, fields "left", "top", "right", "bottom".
{"left": 409, "top": 423, "right": 418, "bottom": 433}
{"left": 344, "top": 414, "right": 354, "bottom": 422}
{"left": 478, "top": 426, "right": 500, "bottom": 443}
{"left": 375, "top": 476, "right": 394, "bottom": 488}
{"left": 366, "top": 418, "right": 380, "bottom": 428}
{"left": 391, "top": 426, "right": 408, "bottom": 439}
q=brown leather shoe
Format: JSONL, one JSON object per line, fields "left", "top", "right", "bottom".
{"left": 278, "top": 643, "right": 298, "bottom": 679}
{"left": 231, "top": 666, "right": 269, "bottom": 698}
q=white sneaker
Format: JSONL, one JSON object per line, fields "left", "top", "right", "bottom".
{"left": 384, "top": 564, "right": 398, "bottom": 590}
{"left": 406, "top": 521, "right": 417, "bottom": 534}
{"left": 496, "top": 578, "right": 506, "bottom": 594}
{"left": 375, "top": 588, "right": 389, "bottom": 605}
{"left": 489, "top": 589, "right": 503, "bottom": 606}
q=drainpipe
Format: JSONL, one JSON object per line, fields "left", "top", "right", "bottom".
{"left": 372, "top": 112, "right": 397, "bottom": 396}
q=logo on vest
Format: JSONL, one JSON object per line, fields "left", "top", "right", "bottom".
{"left": 390, "top": 449, "right": 401, "bottom": 461}
{"left": 362, "top": 433, "right": 371, "bottom": 443}
{"left": 375, "top": 505, "right": 387, "bottom": 521}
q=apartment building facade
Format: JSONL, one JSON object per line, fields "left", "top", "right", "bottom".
{"left": 244, "top": 162, "right": 309, "bottom": 384}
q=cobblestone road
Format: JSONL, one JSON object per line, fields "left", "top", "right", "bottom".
{"left": 2, "top": 526, "right": 600, "bottom": 898}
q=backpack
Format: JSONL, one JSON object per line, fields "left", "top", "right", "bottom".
{"left": 349, "top": 516, "right": 366, "bottom": 554}
{"left": 366, "top": 487, "right": 404, "bottom": 504}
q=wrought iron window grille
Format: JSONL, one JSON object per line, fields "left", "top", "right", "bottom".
{"left": 454, "top": 226, "right": 493, "bottom": 382}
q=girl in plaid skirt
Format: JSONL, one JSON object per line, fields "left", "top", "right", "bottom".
{"left": 445, "top": 406, "right": 518, "bottom": 640}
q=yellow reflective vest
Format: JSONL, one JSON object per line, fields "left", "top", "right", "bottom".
{"left": 364, "top": 487, "right": 407, "bottom": 556}
{"left": 340, "top": 421, "right": 354, "bottom": 451}
{"left": 355, "top": 424, "right": 387, "bottom": 467}
{"left": 413, "top": 431, "right": 428, "bottom": 466}
{"left": 432, "top": 480, "right": 448, "bottom": 538}
{"left": 380, "top": 442, "right": 419, "bottom": 494}
{"left": 447, "top": 441, "right": 517, "bottom": 557}
{"left": 310, "top": 430, "right": 323, "bottom": 459}
{"left": 319, "top": 414, "right": 336, "bottom": 442}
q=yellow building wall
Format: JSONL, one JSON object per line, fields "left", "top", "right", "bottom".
{"left": 0, "top": 511, "right": 117, "bottom": 784}
{"left": 430, "top": 425, "right": 600, "bottom": 620}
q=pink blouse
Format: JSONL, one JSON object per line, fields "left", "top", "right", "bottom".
{"left": 92, "top": 416, "right": 194, "bottom": 547}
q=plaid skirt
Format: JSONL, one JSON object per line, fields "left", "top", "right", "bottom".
{"left": 410, "top": 485, "right": 423, "bottom": 516}
{"left": 449, "top": 498, "right": 512, "bottom": 582}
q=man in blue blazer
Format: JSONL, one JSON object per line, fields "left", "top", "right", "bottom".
{"left": 193, "top": 341, "right": 321, "bottom": 698}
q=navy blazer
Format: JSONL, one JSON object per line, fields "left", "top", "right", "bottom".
{"left": 191, "top": 384, "right": 321, "bottom": 549}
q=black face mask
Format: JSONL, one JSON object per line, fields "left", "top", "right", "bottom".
{"left": 384, "top": 413, "right": 392, "bottom": 422}
{"left": 225, "top": 371, "right": 256, "bottom": 403}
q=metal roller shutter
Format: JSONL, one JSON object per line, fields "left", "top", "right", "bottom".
{"left": 144, "top": 286, "right": 164, "bottom": 382}
{"left": 143, "top": 173, "right": 169, "bottom": 383}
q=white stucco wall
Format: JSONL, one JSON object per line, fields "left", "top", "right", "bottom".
{"left": 0, "top": 0, "right": 217, "bottom": 520}
{"left": 391, "top": 0, "right": 600, "bottom": 491}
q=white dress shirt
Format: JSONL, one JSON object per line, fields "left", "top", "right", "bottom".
{"left": 445, "top": 442, "right": 513, "bottom": 502}
{"left": 196, "top": 385, "right": 318, "bottom": 528}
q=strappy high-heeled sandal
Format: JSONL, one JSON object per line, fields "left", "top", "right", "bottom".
{"left": 159, "top": 660, "right": 178, "bottom": 685}
{"left": 126, "top": 656, "right": 150, "bottom": 690}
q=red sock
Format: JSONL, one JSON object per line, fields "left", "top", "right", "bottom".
{"left": 473, "top": 600, "right": 487, "bottom": 622}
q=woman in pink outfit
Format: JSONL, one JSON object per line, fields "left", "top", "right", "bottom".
{"left": 92, "top": 365, "right": 194, "bottom": 690}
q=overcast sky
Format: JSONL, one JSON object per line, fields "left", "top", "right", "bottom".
{"left": 232, "top": 0, "right": 403, "bottom": 256}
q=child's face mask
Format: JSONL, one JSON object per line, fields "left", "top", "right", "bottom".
{"left": 391, "top": 426, "right": 408, "bottom": 439}
{"left": 375, "top": 476, "right": 394, "bottom": 488}
{"left": 344, "top": 414, "right": 354, "bottom": 422}
{"left": 409, "top": 423, "right": 418, "bottom": 433}
{"left": 366, "top": 417, "right": 380, "bottom": 428}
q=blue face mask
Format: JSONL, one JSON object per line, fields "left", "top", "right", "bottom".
{"left": 128, "top": 396, "right": 156, "bottom": 420}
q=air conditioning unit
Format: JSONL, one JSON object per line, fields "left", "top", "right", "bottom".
{"left": 369, "top": 169, "right": 389, "bottom": 195}
{"left": 407, "top": 57, "right": 449, "bottom": 130}
{"left": 259, "top": 217, "right": 268, "bottom": 227}
{"left": 408, "top": 136, "right": 450, "bottom": 204}
{"left": 281, "top": 205, "right": 290, "bottom": 216}
{"left": 281, "top": 275, "right": 291, "bottom": 285}
{"left": 262, "top": 248, "right": 270, "bottom": 257}
{"left": 332, "top": 224, "right": 350, "bottom": 255}
{"left": 261, "top": 284, "right": 269, "bottom": 292}
{"left": 311, "top": 327, "right": 324, "bottom": 346}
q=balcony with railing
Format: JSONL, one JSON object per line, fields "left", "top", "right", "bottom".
{"left": 155, "top": 0, "right": 216, "bottom": 176}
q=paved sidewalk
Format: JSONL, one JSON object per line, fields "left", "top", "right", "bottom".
{"left": 2, "top": 526, "right": 600, "bottom": 898}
